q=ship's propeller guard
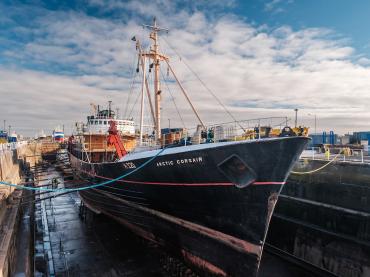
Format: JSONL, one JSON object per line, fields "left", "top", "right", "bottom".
{"left": 217, "top": 154, "right": 257, "bottom": 188}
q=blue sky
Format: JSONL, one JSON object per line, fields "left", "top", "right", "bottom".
{"left": 1, "top": 0, "right": 370, "bottom": 135}
{"left": 4, "top": 1, "right": 368, "bottom": 55}
{"left": 237, "top": 0, "right": 370, "bottom": 56}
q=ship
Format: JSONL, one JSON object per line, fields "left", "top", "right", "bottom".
{"left": 68, "top": 18, "right": 310, "bottom": 276}
{"left": 0, "top": 130, "right": 8, "bottom": 144}
{"left": 52, "top": 126, "right": 65, "bottom": 142}
{"left": 8, "top": 132, "right": 17, "bottom": 143}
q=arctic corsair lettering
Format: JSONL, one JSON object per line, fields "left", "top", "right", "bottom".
{"left": 156, "top": 156, "right": 204, "bottom": 167}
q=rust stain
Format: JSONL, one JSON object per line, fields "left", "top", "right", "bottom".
{"left": 267, "top": 192, "right": 279, "bottom": 226}
{"left": 97, "top": 189, "right": 262, "bottom": 256}
{"left": 181, "top": 249, "right": 227, "bottom": 277}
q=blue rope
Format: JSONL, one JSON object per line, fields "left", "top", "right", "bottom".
{"left": 0, "top": 147, "right": 166, "bottom": 192}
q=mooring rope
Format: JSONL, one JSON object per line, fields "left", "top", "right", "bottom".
{"left": 290, "top": 150, "right": 343, "bottom": 175}
{"left": 0, "top": 147, "right": 166, "bottom": 192}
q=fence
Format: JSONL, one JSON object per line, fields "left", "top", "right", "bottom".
{"left": 132, "top": 117, "right": 290, "bottom": 153}
{"left": 300, "top": 146, "right": 369, "bottom": 164}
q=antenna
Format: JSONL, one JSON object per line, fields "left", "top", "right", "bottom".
{"left": 108, "top": 100, "right": 112, "bottom": 118}
{"left": 142, "top": 17, "right": 169, "bottom": 33}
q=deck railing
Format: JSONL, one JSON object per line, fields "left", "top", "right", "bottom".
{"left": 132, "top": 116, "right": 290, "bottom": 153}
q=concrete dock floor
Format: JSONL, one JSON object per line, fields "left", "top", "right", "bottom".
{"left": 17, "top": 165, "right": 319, "bottom": 277}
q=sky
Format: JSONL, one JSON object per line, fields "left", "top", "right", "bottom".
{"left": 1, "top": 0, "right": 370, "bottom": 136}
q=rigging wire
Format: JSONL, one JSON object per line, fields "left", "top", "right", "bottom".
{"left": 128, "top": 44, "right": 155, "bottom": 125}
{"left": 160, "top": 68, "right": 186, "bottom": 129}
{"left": 127, "top": 79, "right": 142, "bottom": 119}
{"left": 143, "top": 63, "right": 155, "bottom": 129}
{"left": 124, "top": 57, "right": 140, "bottom": 119}
{"left": 161, "top": 36, "right": 246, "bottom": 132}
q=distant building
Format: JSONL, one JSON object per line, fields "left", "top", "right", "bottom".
{"left": 309, "top": 131, "right": 370, "bottom": 147}
{"left": 339, "top": 134, "right": 351, "bottom": 145}
{"left": 352, "top": 131, "right": 370, "bottom": 145}
{"left": 308, "top": 131, "right": 338, "bottom": 146}
{"left": 309, "top": 133, "right": 324, "bottom": 146}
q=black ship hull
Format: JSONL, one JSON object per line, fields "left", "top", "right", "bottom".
{"left": 69, "top": 137, "right": 309, "bottom": 276}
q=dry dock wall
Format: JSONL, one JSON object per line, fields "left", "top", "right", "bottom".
{"left": 0, "top": 148, "right": 21, "bottom": 203}
{"left": 267, "top": 159, "right": 370, "bottom": 277}
{"left": 0, "top": 191, "right": 22, "bottom": 277}
{"left": 0, "top": 143, "right": 40, "bottom": 277}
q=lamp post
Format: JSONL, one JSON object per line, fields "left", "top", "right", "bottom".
{"left": 308, "top": 113, "right": 317, "bottom": 134}
{"left": 294, "top": 108, "right": 298, "bottom": 128}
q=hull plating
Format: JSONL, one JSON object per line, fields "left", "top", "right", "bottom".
{"left": 69, "top": 137, "right": 309, "bottom": 276}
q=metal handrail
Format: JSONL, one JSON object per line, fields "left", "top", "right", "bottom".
{"left": 131, "top": 118, "right": 291, "bottom": 154}
{"left": 301, "top": 146, "right": 369, "bottom": 164}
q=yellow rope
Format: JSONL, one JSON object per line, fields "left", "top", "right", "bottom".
{"left": 290, "top": 150, "right": 344, "bottom": 175}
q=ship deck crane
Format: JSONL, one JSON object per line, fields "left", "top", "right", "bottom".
{"left": 107, "top": 121, "right": 127, "bottom": 159}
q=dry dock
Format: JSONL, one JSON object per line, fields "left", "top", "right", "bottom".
{"left": 267, "top": 154, "right": 370, "bottom": 277}
{"left": 28, "top": 161, "right": 317, "bottom": 277}
{"left": 1, "top": 141, "right": 364, "bottom": 276}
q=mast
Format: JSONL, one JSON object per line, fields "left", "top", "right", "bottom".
{"left": 135, "top": 39, "right": 156, "bottom": 133}
{"left": 153, "top": 19, "right": 161, "bottom": 140}
{"left": 139, "top": 55, "right": 146, "bottom": 145}
{"left": 139, "top": 18, "right": 205, "bottom": 141}
{"left": 142, "top": 17, "right": 169, "bottom": 141}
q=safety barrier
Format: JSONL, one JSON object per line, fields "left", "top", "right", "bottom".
{"left": 134, "top": 116, "right": 290, "bottom": 152}
{"left": 300, "top": 146, "right": 369, "bottom": 164}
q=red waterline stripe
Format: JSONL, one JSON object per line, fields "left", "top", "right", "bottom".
{"left": 253, "top": 181, "right": 285, "bottom": 185}
{"left": 79, "top": 169, "right": 285, "bottom": 186}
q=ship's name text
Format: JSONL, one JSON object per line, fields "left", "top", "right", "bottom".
{"left": 123, "top": 162, "right": 136, "bottom": 169}
{"left": 156, "top": 156, "right": 203, "bottom": 167}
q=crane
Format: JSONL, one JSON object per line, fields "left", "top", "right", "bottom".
{"left": 107, "top": 121, "right": 127, "bottom": 159}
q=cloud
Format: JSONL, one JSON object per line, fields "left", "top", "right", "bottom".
{"left": 358, "top": 57, "right": 370, "bottom": 66}
{"left": 265, "top": 0, "right": 281, "bottom": 11}
{"left": 0, "top": 0, "right": 370, "bottom": 136}
{"left": 264, "top": 0, "right": 293, "bottom": 14}
{"left": 0, "top": 68, "right": 129, "bottom": 136}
